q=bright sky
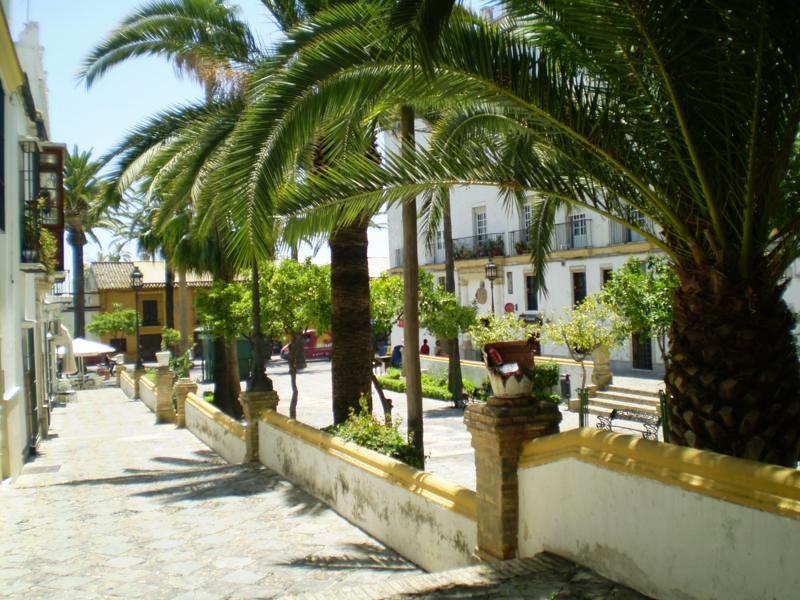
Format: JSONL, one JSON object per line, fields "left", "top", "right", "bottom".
{"left": 10, "top": 0, "right": 389, "bottom": 267}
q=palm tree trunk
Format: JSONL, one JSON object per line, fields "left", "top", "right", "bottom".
{"left": 666, "top": 271, "right": 800, "bottom": 466}
{"left": 177, "top": 269, "right": 191, "bottom": 353}
{"left": 441, "top": 188, "right": 463, "bottom": 406}
{"left": 401, "top": 105, "right": 424, "bottom": 465}
{"left": 165, "top": 263, "right": 175, "bottom": 329}
{"left": 68, "top": 226, "right": 87, "bottom": 338}
{"left": 248, "top": 260, "right": 271, "bottom": 392}
{"left": 330, "top": 218, "right": 373, "bottom": 424}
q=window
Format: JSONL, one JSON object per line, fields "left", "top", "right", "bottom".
{"left": 473, "top": 206, "right": 487, "bottom": 241}
{"left": 142, "top": 300, "right": 159, "bottom": 326}
{"left": 525, "top": 275, "right": 538, "bottom": 311}
{"left": 507, "top": 273, "right": 514, "bottom": 295}
{"left": 435, "top": 231, "right": 443, "bottom": 250}
{"left": 522, "top": 204, "right": 533, "bottom": 230}
{"left": 570, "top": 214, "right": 587, "bottom": 237}
{"left": 601, "top": 268, "right": 613, "bottom": 286}
{"left": 572, "top": 271, "right": 587, "bottom": 306}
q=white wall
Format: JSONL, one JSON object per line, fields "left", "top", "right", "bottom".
{"left": 139, "top": 377, "right": 156, "bottom": 412}
{"left": 185, "top": 395, "right": 247, "bottom": 464}
{"left": 259, "top": 416, "right": 477, "bottom": 572}
{"left": 518, "top": 458, "right": 800, "bottom": 600}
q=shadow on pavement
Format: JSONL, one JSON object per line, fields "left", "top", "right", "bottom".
{"left": 288, "top": 542, "right": 418, "bottom": 572}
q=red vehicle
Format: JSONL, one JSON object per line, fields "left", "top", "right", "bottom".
{"left": 280, "top": 330, "right": 333, "bottom": 361}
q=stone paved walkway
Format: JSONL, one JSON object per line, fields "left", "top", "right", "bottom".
{"left": 0, "top": 388, "right": 421, "bottom": 599}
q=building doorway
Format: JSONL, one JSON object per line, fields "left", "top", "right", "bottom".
{"left": 631, "top": 332, "right": 653, "bottom": 370}
{"left": 21, "top": 328, "right": 38, "bottom": 449}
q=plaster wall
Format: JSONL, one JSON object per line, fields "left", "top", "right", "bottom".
{"left": 185, "top": 393, "right": 247, "bottom": 464}
{"left": 259, "top": 414, "right": 477, "bottom": 572}
{"left": 119, "top": 370, "right": 136, "bottom": 399}
{"left": 139, "top": 377, "right": 156, "bottom": 412}
{"left": 518, "top": 456, "right": 800, "bottom": 600}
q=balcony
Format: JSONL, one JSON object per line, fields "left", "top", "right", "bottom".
{"left": 609, "top": 220, "right": 646, "bottom": 245}
{"left": 452, "top": 233, "right": 505, "bottom": 260}
{"left": 553, "top": 219, "right": 592, "bottom": 250}
{"left": 508, "top": 229, "right": 530, "bottom": 255}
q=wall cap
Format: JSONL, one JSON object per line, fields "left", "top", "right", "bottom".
{"left": 520, "top": 428, "right": 800, "bottom": 519}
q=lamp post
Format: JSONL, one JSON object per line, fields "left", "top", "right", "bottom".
{"left": 485, "top": 258, "right": 497, "bottom": 314}
{"left": 130, "top": 265, "right": 144, "bottom": 370}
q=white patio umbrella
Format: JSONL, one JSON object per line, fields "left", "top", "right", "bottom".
{"left": 53, "top": 323, "right": 78, "bottom": 375}
{"left": 58, "top": 338, "right": 117, "bottom": 382}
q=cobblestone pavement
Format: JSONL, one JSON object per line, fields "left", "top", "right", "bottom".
{"left": 0, "top": 388, "right": 421, "bottom": 599}
{"left": 290, "top": 553, "right": 649, "bottom": 599}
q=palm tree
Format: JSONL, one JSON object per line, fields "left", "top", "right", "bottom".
{"left": 255, "top": 1, "right": 800, "bottom": 466}
{"left": 63, "top": 146, "right": 122, "bottom": 338}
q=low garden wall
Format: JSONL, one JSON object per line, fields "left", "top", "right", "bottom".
{"left": 516, "top": 428, "right": 800, "bottom": 600}
{"left": 139, "top": 377, "right": 157, "bottom": 413}
{"left": 259, "top": 410, "right": 477, "bottom": 572}
{"left": 119, "top": 370, "right": 136, "bottom": 399}
{"left": 184, "top": 393, "right": 247, "bottom": 464}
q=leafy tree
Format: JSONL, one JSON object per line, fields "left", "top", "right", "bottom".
{"left": 537, "top": 295, "right": 629, "bottom": 390}
{"left": 196, "top": 281, "right": 251, "bottom": 343}
{"left": 87, "top": 303, "right": 138, "bottom": 340}
{"left": 370, "top": 274, "right": 405, "bottom": 346}
{"left": 602, "top": 256, "right": 679, "bottom": 368}
{"left": 260, "top": 259, "right": 330, "bottom": 419}
{"left": 467, "top": 313, "right": 539, "bottom": 351}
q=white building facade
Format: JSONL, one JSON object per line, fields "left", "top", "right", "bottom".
{"left": 1, "top": 4, "right": 67, "bottom": 480}
{"left": 384, "top": 125, "right": 800, "bottom": 376}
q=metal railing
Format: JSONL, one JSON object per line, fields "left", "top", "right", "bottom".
{"left": 609, "top": 220, "right": 646, "bottom": 245}
{"left": 553, "top": 219, "right": 592, "bottom": 250}
{"left": 452, "top": 233, "right": 505, "bottom": 260}
{"left": 508, "top": 229, "right": 530, "bottom": 255}
{"left": 21, "top": 200, "right": 41, "bottom": 264}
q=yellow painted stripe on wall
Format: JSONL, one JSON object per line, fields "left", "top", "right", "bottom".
{"left": 520, "top": 428, "right": 800, "bottom": 519}
{"left": 0, "top": 5, "right": 24, "bottom": 91}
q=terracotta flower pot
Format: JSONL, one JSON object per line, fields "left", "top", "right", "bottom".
{"left": 483, "top": 341, "right": 535, "bottom": 398}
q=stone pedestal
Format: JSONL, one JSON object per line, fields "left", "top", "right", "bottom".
{"left": 239, "top": 390, "right": 280, "bottom": 461}
{"left": 464, "top": 396, "right": 561, "bottom": 561}
{"left": 155, "top": 366, "right": 176, "bottom": 423}
{"left": 591, "top": 345, "right": 613, "bottom": 389}
{"left": 133, "top": 368, "right": 146, "bottom": 399}
{"left": 173, "top": 378, "right": 198, "bottom": 428}
{"left": 115, "top": 364, "right": 126, "bottom": 388}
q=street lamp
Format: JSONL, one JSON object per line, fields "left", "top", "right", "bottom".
{"left": 484, "top": 258, "right": 498, "bottom": 314}
{"left": 130, "top": 266, "right": 144, "bottom": 370}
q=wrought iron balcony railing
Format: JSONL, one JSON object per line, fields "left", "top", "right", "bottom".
{"left": 452, "top": 233, "right": 505, "bottom": 260}
{"left": 553, "top": 219, "right": 592, "bottom": 250}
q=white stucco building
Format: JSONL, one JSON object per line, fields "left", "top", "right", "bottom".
{"left": 384, "top": 123, "right": 800, "bottom": 375}
{"left": 0, "top": 4, "right": 67, "bottom": 480}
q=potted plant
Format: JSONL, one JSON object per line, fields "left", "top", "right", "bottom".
{"left": 467, "top": 313, "right": 539, "bottom": 399}
{"left": 156, "top": 327, "right": 180, "bottom": 367}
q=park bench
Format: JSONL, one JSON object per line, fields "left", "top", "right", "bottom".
{"left": 596, "top": 408, "right": 661, "bottom": 441}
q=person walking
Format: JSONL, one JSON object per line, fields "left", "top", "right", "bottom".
{"left": 420, "top": 339, "right": 431, "bottom": 355}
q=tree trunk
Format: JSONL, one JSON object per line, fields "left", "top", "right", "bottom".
{"left": 289, "top": 351, "right": 299, "bottom": 419}
{"left": 248, "top": 260, "right": 272, "bottom": 392}
{"left": 289, "top": 244, "right": 307, "bottom": 370}
{"left": 400, "top": 105, "right": 424, "bottom": 465}
{"left": 441, "top": 187, "right": 463, "bottom": 406}
{"left": 330, "top": 218, "right": 373, "bottom": 424}
{"left": 212, "top": 335, "right": 237, "bottom": 417}
{"left": 371, "top": 371, "right": 393, "bottom": 424}
{"left": 226, "top": 337, "right": 243, "bottom": 420}
{"left": 68, "top": 225, "right": 86, "bottom": 338}
{"left": 177, "top": 269, "right": 191, "bottom": 353}
{"left": 165, "top": 263, "right": 175, "bottom": 329}
{"left": 666, "top": 272, "right": 800, "bottom": 466}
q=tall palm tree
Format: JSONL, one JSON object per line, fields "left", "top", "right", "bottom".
{"left": 258, "top": 1, "right": 800, "bottom": 466}
{"left": 83, "top": 0, "right": 383, "bottom": 426}
{"left": 63, "top": 147, "right": 122, "bottom": 338}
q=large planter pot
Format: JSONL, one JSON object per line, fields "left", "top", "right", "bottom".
{"left": 155, "top": 351, "right": 171, "bottom": 367}
{"left": 483, "top": 341, "right": 535, "bottom": 398}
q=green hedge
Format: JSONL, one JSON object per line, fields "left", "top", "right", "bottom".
{"left": 377, "top": 369, "right": 476, "bottom": 402}
{"left": 533, "top": 360, "right": 560, "bottom": 403}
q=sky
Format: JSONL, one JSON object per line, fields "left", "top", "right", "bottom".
{"left": 9, "top": 0, "right": 389, "bottom": 267}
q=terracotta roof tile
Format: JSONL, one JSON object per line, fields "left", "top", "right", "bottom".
{"left": 89, "top": 261, "right": 212, "bottom": 290}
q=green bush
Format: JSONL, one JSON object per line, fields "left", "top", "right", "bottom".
{"left": 533, "top": 360, "right": 560, "bottom": 401}
{"left": 377, "top": 371, "right": 478, "bottom": 403}
{"left": 326, "top": 397, "right": 421, "bottom": 469}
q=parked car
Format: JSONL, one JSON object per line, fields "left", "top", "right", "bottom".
{"left": 280, "top": 330, "right": 333, "bottom": 361}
